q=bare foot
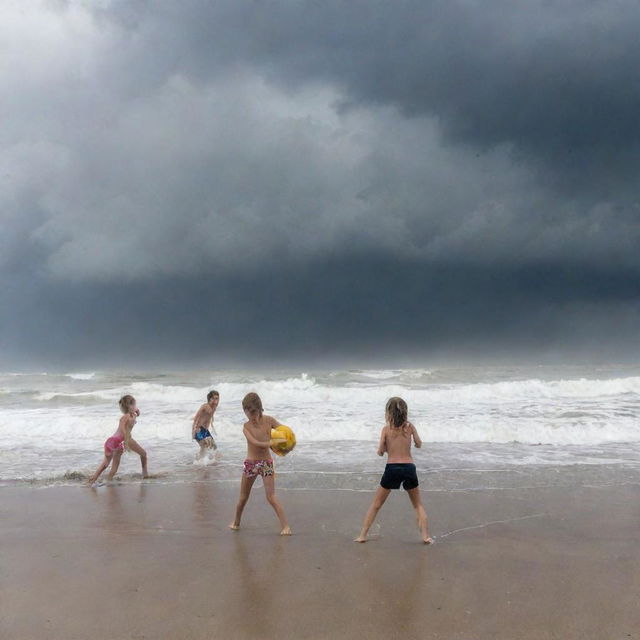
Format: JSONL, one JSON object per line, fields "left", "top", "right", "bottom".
{"left": 354, "top": 535, "right": 368, "bottom": 543}
{"left": 280, "top": 527, "right": 292, "bottom": 536}
{"left": 228, "top": 523, "right": 240, "bottom": 531}
{"left": 417, "top": 515, "right": 432, "bottom": 544}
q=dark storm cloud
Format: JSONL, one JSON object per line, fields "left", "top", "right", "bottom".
{"left": 1, "top": 1, "right": 639, "bottom": 366}
{"left": 98, "top": 1, "right": 640, "bottom": 184}
{"left": 3, "top": 255, "right": 639, "bottom": 368}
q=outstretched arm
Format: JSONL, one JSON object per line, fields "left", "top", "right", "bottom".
{"left": 377, "top": 427, "right": 387, "bottom": 456}
{"left": 242, "top": 426, "right": 271, "bottom": 449}
{"left": 268, "top": 416, "right": 286, "bottom": 444}
{"left": 209, "top": 407, "right": 217, "bottom": 435}
{"left": 192, "top": 407, "right": 204, "bottom": 438}
{"left": 411, "top": 423, "right": 422, "bottom": 448}
{"left": 123, "top": 415, "right": 135, "bottom": 450}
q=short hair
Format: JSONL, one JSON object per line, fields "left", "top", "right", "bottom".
{"left": 207, "top": 390, "right": 219, "bottom": 401}
{"left": 119, "top": 395, "right": 136, "bottom": 414}
{"left": 385, "top": 396, "right": 408, "bottom": 428}
{"left": 242, "top": 392, "right": 263, "bottom": 414}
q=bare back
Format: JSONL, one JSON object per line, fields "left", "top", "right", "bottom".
{"left": 378, "top": 422, "right": 421, "bottom": 463}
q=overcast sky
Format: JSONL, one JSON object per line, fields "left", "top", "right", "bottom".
{"left": 1, "top": 0, "right": 639, "bottom": 368}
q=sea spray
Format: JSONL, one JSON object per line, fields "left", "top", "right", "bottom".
{"left": 1, "top": 365, "right": 639, "bottom": 486}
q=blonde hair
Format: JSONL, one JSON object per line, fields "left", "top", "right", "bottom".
{"left": 385, "top": 396, "right": 408, "bottom": 429}
{"left": 119, "top": 395, "right": 136, "bottom": 414}
{"left": 118, "top": 395, "right": 136, "bottom": 450}
{"left": 242, "top": 392, "right": 263, "bottom": 414}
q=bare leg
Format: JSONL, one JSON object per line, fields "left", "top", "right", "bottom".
{"left": 407, "top": 487, "right": 433, "bottom": 544}
{"left": 106, "top": 449, "right": 123, "bottom": 481}
{"left": 355, "top": 486, "right": 391, "bottom": 542}
{"left": 127, "top": 437, "right": 149, "bottom": 478}
{"left": 202, "top": 438, "right": 215, "bottom": 459}
{"left": 229, "top": 474, "right": 256, "bottom": 530}
{"left": 88, "top": 455, "right": 111, "bottom": 485}
{"left": 263, "top": 474, "right": 291, "bottom": 535}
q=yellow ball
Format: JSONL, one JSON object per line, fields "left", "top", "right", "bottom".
{"left": 270, "top": 425, "right": 297, "bottom": 457}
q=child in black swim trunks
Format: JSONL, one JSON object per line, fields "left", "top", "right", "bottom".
{"left": 192, "top": 390, "right": 219, "bottom": 459}
{"left": 355, "top": 397, "right": 433, "bottom": 544}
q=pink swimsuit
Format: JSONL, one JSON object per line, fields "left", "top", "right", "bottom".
{"left": 104, "top": 432, "right": 125, "bottom": 456}
{"left": 104, "top": 415, "right": 136, "bottom": 456}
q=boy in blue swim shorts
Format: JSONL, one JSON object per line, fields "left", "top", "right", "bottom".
{"left": 192, "top": 390, "right": 219, "bottom": 458}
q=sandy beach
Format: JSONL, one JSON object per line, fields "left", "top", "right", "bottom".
{"left": 1, "top": 476, "right": 638, "bottom": 640}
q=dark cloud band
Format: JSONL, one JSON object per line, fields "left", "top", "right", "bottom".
{"left": 1, "top": 1, "right": 638, "bottom": 364}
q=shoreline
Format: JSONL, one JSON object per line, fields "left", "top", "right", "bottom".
{"left": 1, "top": 478, "right": 639, "bottom": 639}
{"left": 4, "top": 452, "right": 640, "bottom": 493}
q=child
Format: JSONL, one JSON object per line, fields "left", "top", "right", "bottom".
{"left": 355, "top": 397, "right": 433, "bottom": 544}
{"left": 192, "top": 390, "right": 219, "bottom": 458}
{"left": 88, "top": 395, "right": 149, "bottom": 485}
{"left": 229, "top": 392, "right": 291, "bottom": 535}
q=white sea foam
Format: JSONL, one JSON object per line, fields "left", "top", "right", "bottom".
{"left": 65, "top": 372, "right": 96, "bottom": 380}
{"left": 1, "top": 366, "right": 639, "bottom": 484}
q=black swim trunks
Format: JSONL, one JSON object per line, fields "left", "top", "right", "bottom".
{"left": 380, "top": 463, "right": 419, "bottom": 490}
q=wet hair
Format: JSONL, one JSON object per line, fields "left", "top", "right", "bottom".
{"left": 207, "top": 390, "right": 219, "bottom": 401}
{"left": 242, "top": 392, "right": 263, "bottom": 414}
{"left": 385, "top": 396, "right": 408, "bottom": 428}
{"left": 119, "top": 395, "right": 136, "bottom": 414}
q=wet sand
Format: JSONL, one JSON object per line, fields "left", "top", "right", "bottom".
{"left": 1, "top": 477, "right": 639, "bottom": 639}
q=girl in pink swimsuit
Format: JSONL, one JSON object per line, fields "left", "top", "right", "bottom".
{"left": 88, "top": 395, "right": 149, "bottom": 485}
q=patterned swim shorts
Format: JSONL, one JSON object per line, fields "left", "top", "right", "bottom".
{"left": 243, "top": 458, "right": 274, "bottom": 478}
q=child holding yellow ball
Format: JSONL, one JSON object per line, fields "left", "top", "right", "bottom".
{"left": 229, "top": 392, "right": 292, "bottom": 535}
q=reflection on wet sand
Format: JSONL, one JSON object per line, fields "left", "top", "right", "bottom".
{"left": 193, "top": 471, "right": 217, "bottom": 529}
{"left": 359, "top": 540, "right": 429, "bottom": 634}
{"left": 226, "top": 535, "right": 286, "bottom": 638}
{"left": 5, "top": 481, "right": 637, "bottom": 639}
{"left": 89, "top": 483, "right": 150, "bottom": 535}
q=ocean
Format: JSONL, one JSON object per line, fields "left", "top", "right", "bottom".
{"left": 1, "top": 365, "right": 639, "bottom": 490}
